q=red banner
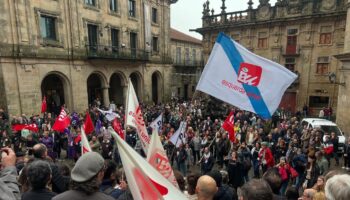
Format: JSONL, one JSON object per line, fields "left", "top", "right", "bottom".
{"left": 52, "top": 108, "right": 71, "bottom": 133}
{"left": 83, "top": 111, "right": 94, "bottom": 134}
{"left": 12, "top": 123, "right": 39, "bottom": 133}
{"left": 41, "top": 96, "right": 47, "bottom": 113}
{"left": 113, "top": 118, "right": 125, "bottom": 140}
{"left": 222, "top": 111, "right": 235, "bottom": 142}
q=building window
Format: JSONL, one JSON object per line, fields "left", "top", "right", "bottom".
{"left": 85, "top": 0, "right": 96, "bottom": 6}
{"left": 111, "top": 29, "right": 119, "bottom": 52}
{"left": 316, "top": 56, "right": 330, "bottom": 74}
{"left": 40, "top": 15, "right": 57, "bottom": 40}
{"left": 128, "top": 0, "right": 136, "bottom": 17}
{"left": 185, "top": 48, "right": 190, "bottom": 65}
{"left": 130, "top": 32, "right": 137, "bottom": 56}
{"left": 152, "top": 37, "right": 158, "bottom": 52}
{"left": 258, "top": 32, "right": 268, "bottom": 49}
{"left": 110, "top": 0, "right": 118, "bottom": 12}
{"left": 176, "top": 47, "right": 181, "bottom": 63}
{"left": 192, "top": 49, "right": 197, "bottom": 65}
{"left": 285, "top": 58, "right": 296, "bottom": 71}
{"left": 87, "top": 24, "right": 98, "bottom": 50}
{"left": 309, "top": 96, "right": 329, "bottom": 108}
{"left": 152, "top": 8, "right": 158, "bottom": 23}
{"left": 319, "top": 26, "right": 332, "bottom": 44}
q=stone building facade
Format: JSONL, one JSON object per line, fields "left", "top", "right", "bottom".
{"left": 194, "top": 0, "right": 346, "bottom": 116}
{"left": 335, "top": 0, "right": 350, "bottom": 135}
{"left": 170, "top": 28, "right": 204, "bottom": 100}
{"left": 0, "top": 0, "right": 175, "bottom": 115}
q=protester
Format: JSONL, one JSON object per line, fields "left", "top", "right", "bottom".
{"left": 325, "top": 174, "right": 350, "bottom": 200}
{"left": 52, "top": 152, "right": 114, "bottom": 200}
{"left": 207, "top": 170, "right": 236, "bottom": 200}
{"left": 185, "top": 173, "right": 200, "bottom": 200}
{"left": 196, "top": 175, "right": 218, "bottom": 200}
{"left": 227, "top": 151, "right": 244, "bottom": 190}
{"left": 22, "top": 160, "right": 56, "bottom": 200}
{"left": 0, "top": 147, "right": 20, "bottom": 200}
{"left": 238, "top": 179, "right": 273, "bottom": 200}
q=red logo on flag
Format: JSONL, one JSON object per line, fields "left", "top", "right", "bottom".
{"left": 133, "top": 168, "right": 168, "bottom": 199}
{"left": 237, "top": 63, "right": 262, "bottom": 86}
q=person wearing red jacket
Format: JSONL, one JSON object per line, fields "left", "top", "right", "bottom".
{"left": 259, "top": 142, "right": 275, "bottom": 173}
{"left": 323, "top": 135, "right": 334, "bottom": 167}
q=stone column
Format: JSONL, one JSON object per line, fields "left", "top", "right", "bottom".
{"left": 102, "top": 87, "right": 110, "bottom": 107}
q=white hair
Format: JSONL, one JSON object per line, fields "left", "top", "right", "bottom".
{"left": 325, "top": 174, "right": 350, "bottom": 200}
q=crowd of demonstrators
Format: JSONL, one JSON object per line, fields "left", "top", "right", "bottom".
{"left": 0, "top": 96, "right": 350, "bottom": 200}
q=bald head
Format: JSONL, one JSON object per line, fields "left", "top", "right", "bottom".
{"left": 33, "top": 143, "right": 47, "bottom": 159}
{"left": 196, "top": 175, "right": 218, "bottom": 200}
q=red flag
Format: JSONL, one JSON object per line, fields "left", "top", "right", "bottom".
{"left": 222, "top": 111, "right": 235, "bottom": 142}
{"left": 112, "top": 118, "right": 125, "bottom": 140}
{"left": 41, "top": 96, "right": 47, "bottom": 113}
{"left": 83, "top": 111, "right": 94, "bottom": 134}
{"left": 12, "top": 123, "right": 39, "bottom": 133}
{"left": 52, "top": 108, "right": 71, "bottom": 133}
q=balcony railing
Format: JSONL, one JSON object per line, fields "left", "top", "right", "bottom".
{"left": 86, "top": 45, "right": 150, "bottom": 61}
{"left": 173, "top": 58, "right": 205, "bottom": 67}
{"left": 204, "top": 10, "right": 249, "bottom": 27}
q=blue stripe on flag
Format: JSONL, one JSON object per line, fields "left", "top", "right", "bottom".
{"left": 216, "top": 32, "right": 272, "bottom": 119}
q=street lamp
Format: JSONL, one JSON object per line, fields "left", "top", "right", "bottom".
{"left": 328, "top": 72, "right": 346, "bottom": 86}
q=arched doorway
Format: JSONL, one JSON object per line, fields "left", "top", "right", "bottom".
{"left": 130, "top": 72, "right": 142, "bottom": 100}
{"left": 87, "top": 73, "right": 104, "bottom": 107}
{"left": 109, "top": 73, "right": 125, "bottom": 106}
{"left": 41, "top": 73, "right": 68, "bottom": 115}
{"left": 152, "top": 71, "right": 162, "bottom": 104}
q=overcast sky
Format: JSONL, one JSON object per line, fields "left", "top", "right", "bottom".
{"left": 171, "top": 0, "right": 277, "bottom": 39}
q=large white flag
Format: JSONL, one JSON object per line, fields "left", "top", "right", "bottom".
{"left": 80, "top": 126, "right": 92, "bottom": 154}
{"left": 97, "top": 108, "right": 120, "bottom": 121}
{"left": 125, "top": 79, "right": 150, "bottom": 154}
{"left": 109, "top": 127, "right": 187, "bottom": 200}
{"left": 196, "top": 32, "right": 297, "bottom": 119}
{"left": 149, "top": 114, "right": 162, "bottom": 134}
{"left": 169, "top": 121, "right": 187, "bottom": 147}
{"left": 147, "top": 129, "right": 178, "bottom": 188}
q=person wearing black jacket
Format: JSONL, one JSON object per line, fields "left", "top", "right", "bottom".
{"left": 330, "top": 132, "right": 339, "bottom": 166}
{"left": 207, "top": 170, "right": 237, "bottom": 200}
{"left": 33, "top": 143, "right": 69, "bottom": 194}
{"left": 200, "top": 147, "right": 214, "bottom": 175}
{"left": 343, "top": 137, "right": 350, "bottom": 170}
{"left": 22, "top": 160, "right": 56, "bottom": 200}
{"left": 227, "top": 151, "right": 245, "bottom": 190}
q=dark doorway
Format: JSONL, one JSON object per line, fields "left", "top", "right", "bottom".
{"left": 87, "top": 73, "right": 103, "bottom": 107}
{"left": 41, "top": 74, "right": 65, "bottom": 115}
{"left": 152, "top": 72, "right": 161, "bottom": 104}
{"left": 184, "top": 84, "right": 189, "bottom": 100}
{"left": 130, "top": 72, "right": 141, "bottom": 100}
{"left": 109, "top": 73, "right": 124, "bottom": 105}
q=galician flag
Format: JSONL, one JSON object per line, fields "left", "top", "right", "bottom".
{"left": 169, "top": 121, "right": 187, "bottom": 147}
{"left": 196, "top": 32, "right": 297, "bottom": 119}
{"left": 109, "top": 127, "right": 187, "bottom": 200}
{"left": 149, "top": 114, "right": 163, "bottom": 134}
{"left": 81, "top": 126, "right": 92, "bottom": 154}
{"left": 147, "top": 129, "right": 178, "bottom": 188}
{"left": 125, "top": 79, "right": 150, "bottom": 154}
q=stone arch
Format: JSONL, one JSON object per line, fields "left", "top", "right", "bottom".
{"left": 129, "top": 71, "right": 143, "bottom": 101}
{"left": 87, "top": 71, "right": 108, "bottom": 106}
{"left": 109, "top": 71, "right": 127, "bottom": 106}
{"left": 152, "top": 70, "right": 163, "bottom": 104}
{"left": 41, "top": 71, "right": 71, "bottom": 115}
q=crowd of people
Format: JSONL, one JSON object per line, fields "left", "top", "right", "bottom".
{"left": 0, "top": 97, "right": 350, "bottom": 200}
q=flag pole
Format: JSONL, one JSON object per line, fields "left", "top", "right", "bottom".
{"left": 125, "top": 78, "right": 131, "bottom": 131}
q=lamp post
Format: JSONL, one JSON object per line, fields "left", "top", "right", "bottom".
{"left": 328, "top": 72, "right": 346, "bottom": 119}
